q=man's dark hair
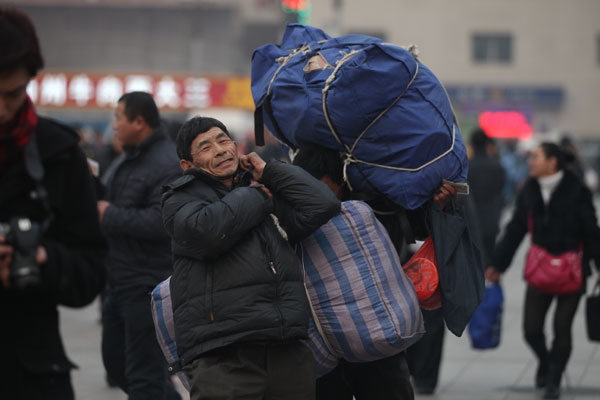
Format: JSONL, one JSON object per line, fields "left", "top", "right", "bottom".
{"left": 470, "top": 128, "right": 491, "bottom": 154}
{"left": 176, "top": 116, "right": 231, "bottom": 161}
{"left": 0, "top": 7, "right": 44, "bottom": 77}
{"left": 118, "top": 92, "right": 160, "bottom": 129}
{"left": 293, "top": 143, "right": 344, "bottom": 184}
{"left": 540, "top": 142, "right": 566, "bottom": 171}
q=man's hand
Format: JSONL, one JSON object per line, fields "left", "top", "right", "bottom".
{"left": 485, "top": 267, "right": 501, "bottom": 283}
{"left": 239, "top": 152, "right": 267, "bottom": 182}
{"left": 97, "top": 200, "right": 110, "bottom": 223}
{"left": 251, "top": 183, "right": 273, "bottom": 199}
{"left": 0, "top": 235, "right": 13, "bottom": 288}
{"left": 433, "top": 183, "right": 458, "bottom": 208}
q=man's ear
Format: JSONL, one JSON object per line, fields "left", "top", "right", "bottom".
{"left": 134, "top": 116, "right": 146, "bottom": 129}
{"left": 180, "top": 159, "right": 193, "bottom": 171}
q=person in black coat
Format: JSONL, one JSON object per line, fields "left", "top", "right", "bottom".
{"left": 486, "top": 142, "right": 600, "bottom": 400}
{"left": 161, "top": 117, "right": 341, "bottom": 400}
{"left": 291, "top": 144, "right": 457, "bottom": 400}
{"left": 99, "top": 92, "right": 182, "bottom": 399}
{"left": 468, "top": 128, "right": 506, "bottom": 265}
{"left": 0, "top": 7, "right": 106, "bottom": 399}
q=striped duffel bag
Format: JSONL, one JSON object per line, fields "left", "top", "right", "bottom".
{"left": 150, "top": 277, "right": 190, "bottom": 391}
{"left": 299, "top": 200, "right": 424, "bottom": 373}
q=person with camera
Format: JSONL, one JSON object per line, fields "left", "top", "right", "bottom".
{"left": 0, "top": 7, "right": 107, "bottom": 400}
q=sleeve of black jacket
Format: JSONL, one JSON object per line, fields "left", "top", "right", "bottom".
{"left": 579, "top": 184, "right": 600, "bottom": 271}
{"left": 261, "top": 160, "right": 341, "bottom": 244}
{"left": 101, "top": 163, "right": 180, "bottom": 241}
{"left": 40, "top": 146, "right": 107, "bottom": 307}
{"left": 491, "top": 185, "right": 528, "bottom": 273}
{"left": 164, "top": 177, "right": 276, "bottom": 260}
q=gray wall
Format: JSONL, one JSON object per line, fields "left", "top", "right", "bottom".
{"left": 23, "top": 5, "right": 283, "bottom": 74}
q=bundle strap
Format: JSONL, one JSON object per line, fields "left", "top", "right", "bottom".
{"left": 255, "top": 44, "right": 311, "bottom": 148}
{"left": 321, "top": 44, "right": 459, "bottom": 192}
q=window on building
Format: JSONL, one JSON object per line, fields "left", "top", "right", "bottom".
{"left": 472, "top": 33, "right": 513, "bottom": 64}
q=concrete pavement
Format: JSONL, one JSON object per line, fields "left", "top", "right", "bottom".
{"left": 59, "top": 230, "right": 600, "bottom": 400}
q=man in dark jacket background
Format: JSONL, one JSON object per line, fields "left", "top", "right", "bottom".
{"left": 0, "top": 7, "right": 106, "bottom": 399}
{"left": 100, "top": 91, "right": 181, "bottom": 399}
{"left": 162, "top": 116, "right": 340, "bottom": 400}
{"left": 467, "top": 128, "right": 506, "bottom": 265}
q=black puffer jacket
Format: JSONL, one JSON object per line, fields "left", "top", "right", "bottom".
{"left": 102, "top": 127, "right": 180, "bottom": 292}
{"left": 493, "top": 170, "right": 600, "bottom": 279}
{"left": 0, "top": 118, "right": 106, "bottom": 385}
{"left": 162, "top": 160, "right": 340, "bottom": 366}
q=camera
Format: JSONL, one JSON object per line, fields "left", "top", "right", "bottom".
{"left": 0, "top": 217, "right": 43, "bottom": 289}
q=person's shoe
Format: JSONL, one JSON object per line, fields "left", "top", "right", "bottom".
{"left": 542, "top": 383, "right": 560, "bottom": 399}
{"left": 536, "top": 362, "right": 548, "bottom": 388}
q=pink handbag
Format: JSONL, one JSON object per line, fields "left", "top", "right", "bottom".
{"left": 524, "top": 244, "right": 582, "bottom": 295}
{"left": 525, "top": 213, "right": 583, "bottom": 295}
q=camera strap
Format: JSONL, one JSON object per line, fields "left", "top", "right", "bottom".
{"left": 23, "top": 134, "right": 53, "bottom": 231}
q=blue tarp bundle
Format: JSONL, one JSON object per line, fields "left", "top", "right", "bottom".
{"left": 252, "top": 24, "right": 469, "bottom": 209}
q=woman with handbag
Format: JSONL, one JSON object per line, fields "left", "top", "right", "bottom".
{"left": 485, "top": 142, "right": 600, "bottom": 400}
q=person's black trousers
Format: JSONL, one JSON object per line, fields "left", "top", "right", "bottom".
{"left": 406, "top": 307, "right": 445, "bottom": 393}
{"left": 102, "top": 289, "right": 180, "bottom": 400}
{"left": 315, "top": 351, "right": 414, "bottom": 400}
{"left": 185, "top": 340, "right": 315, "bottom": 400}
{"left": 523, "top": 285, "right": 582, "bottom": 376}
{"left": 0, "top": 363, "right": 74, "bottom": 400}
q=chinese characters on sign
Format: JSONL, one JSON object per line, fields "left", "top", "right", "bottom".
{"left": 27, "top": 72, "right": 255, "bottom": 110}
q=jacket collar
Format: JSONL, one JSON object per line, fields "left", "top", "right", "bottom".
{"left": 183, "top": 166, "right": 252, "bottom": 191}
{"left": 35, "top": 118, "right": 79, "bottom": 161}
{"left": 123, "top": 126, "right": 166, "bottom": 160}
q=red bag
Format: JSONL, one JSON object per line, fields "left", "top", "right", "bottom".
{"left": 403, "top": 238, "right": 441, "bottom": 310}
{"left": 524, "top": 245, "right": 582, "bottom": 295}
{"left": 524, "top": 213, "right": 582, "bottom": 295}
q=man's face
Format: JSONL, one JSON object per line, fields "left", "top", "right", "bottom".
{"left": 185, "top": 126, "right": 239, "bottom": 181}
{"left": 112, "top": 101, "right": 140, "bottom": 146}
{"left": 0, "top": 67, "right": 30, "bottom": 125}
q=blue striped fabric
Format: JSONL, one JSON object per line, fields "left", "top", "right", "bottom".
{"left": 301, "top": 201, "right": 424, "bottom": 367}
{"left": 150, "top": 277, "right": 190, "bottom": 391}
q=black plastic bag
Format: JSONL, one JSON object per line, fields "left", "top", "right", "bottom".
{"left": 431, "top": 196, "right": 486, "bottom": 336}
{"left": 586, "top": 283, "right": 600, "bottom": 342}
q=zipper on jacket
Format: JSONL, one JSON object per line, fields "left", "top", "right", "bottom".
{"left": 259, "top": 226, "right": 285, "bottom": 339}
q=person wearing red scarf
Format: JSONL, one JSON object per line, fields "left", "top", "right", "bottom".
{"left": 0, "top": 7, "right": 107, "bottom": 400}
{"left": 0, "top": 95, "right": 37, "bottom": 175}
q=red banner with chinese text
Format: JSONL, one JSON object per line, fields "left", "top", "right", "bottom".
{"left": 27, "top": 72, "right": 254, "bottom": 111}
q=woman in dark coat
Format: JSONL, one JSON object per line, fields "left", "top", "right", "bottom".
{"left": 486, "top": 142, "right": 600, "bottom": 400}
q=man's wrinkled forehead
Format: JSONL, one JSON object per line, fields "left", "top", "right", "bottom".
{"left": 194, "top": 129, "right": 230, "bottom": 147}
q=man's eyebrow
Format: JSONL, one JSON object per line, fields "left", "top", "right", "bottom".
{"left": 1, "top": 84, "right": 28, "bottom": 96}
{"left": 196, "top": 139, "right": 210, "bottom": 148}
{"left": 196, "top": 131, "right": 228, "bottom": 148}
